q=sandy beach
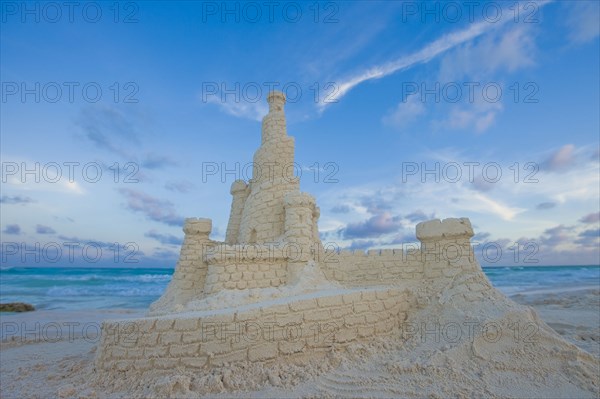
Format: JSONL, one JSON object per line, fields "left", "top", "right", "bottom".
{"left": 1, "top": 286, "right": 598, "bottom": 398}
{"left": 3, "top": 0, "right": 599, "bottom": 397}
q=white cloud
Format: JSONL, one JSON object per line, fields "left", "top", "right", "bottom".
{"left": 564, "top": 1, "right": 600, "bottom": 44}
{"left": 317, "top": 143, "right": 598, "bottom": 251}
{"left": 432, "top": 88, "right": 504, "bottom": 134}
{"left": 444, "top": 102, "right": 503, "bottom": 133}
{"left": 3, "top": 172, "right": 85, "bottom": 196}
{"left": 382, "top": 93, "right": 425, "bottom": 128}
{"left": 542, "top": 144, "right": 575, "bottom": 171}
{"left": 470, "top": 192, "right": 523, "bottom": 221}
{"left": 433, "top": 22, "right": 540, "bottom": 134}
{"left": 438, "top": 24, "right": 537, "bottom": 81}
{"left": 318, "top": 1, "right": 551, "bottom": 111}
{"left": 62, "top": 180, "right": 85, "bottom": 195}
{"left": 203, "top": 95, "right": 268, "bottom": 122}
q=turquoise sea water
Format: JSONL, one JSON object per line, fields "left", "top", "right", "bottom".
{"left": 0, "top": 265, "right": 598, "bottom": 311}
{"left": 0, "top": 267, "right": 171, "bottom": 310}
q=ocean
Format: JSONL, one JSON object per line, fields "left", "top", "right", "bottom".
{"left": 0, "top": 265, "right": 599, "bottom": 311}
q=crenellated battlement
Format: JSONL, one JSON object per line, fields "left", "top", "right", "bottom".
{"left": 182, "top": 217, "right": 212, "bottom": 235}
{"left": 416, "top": 217, "right": 474, "bottom": 242}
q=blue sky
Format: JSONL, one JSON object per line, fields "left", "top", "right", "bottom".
{"left": 1, "top": 0, "right": 599, "bottom": 267}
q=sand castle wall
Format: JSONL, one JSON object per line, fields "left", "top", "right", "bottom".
{"left": 320, "top": 218, "right": 477, "bottom": 286}
{"left": 95, "top": 287, "right": 417, "bottom": 376}
{"left": 319, "top": 248, "right": 425, "bottom": 285}
{"left": 203, "top": 244, "right": 289, "bottom": 293}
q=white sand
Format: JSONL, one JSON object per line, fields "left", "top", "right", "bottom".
{"left": 1, "top": 287, "right": 598, "bottom": 399}
{"left": 508, "top": 287, "right": 600, "bottom": 358}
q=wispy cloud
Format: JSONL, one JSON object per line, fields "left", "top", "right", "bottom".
{"left": 165, "top": 180, "right": 194, "bottom": 194}
{"left": 300, "top": 1, "right": 398, "bottom": 76}
{"left": 564, "top": 1, "right": 600, "bottom": 44}
{"left": 142, "top": 154, "right": 178, "bottom": 170}
{"left": 521, "top": 144, "right": 599, "bottom": 204}
{"left": 382, "top": 93, "right": 425, "bottom": 129}
{"left": 148, "top": 248, "right": 179, "bottom": 261}
{"left": 536, "top": 202, "right": 556, "bottom": 210}
{"left": 405, "top": 210, "right": 435, "bottom": 223}
{"left": 347, "top": 239, "right": 376, "bottom": 251}
{"left": 75, "top": 105, "right": 153, "bottom": 158}
{"left": 318, "top": 1, "right": 550, "bottom": 110}
{"left": 0, "top": 195, "right": 35, "bottom": 205}
{"left": 359, "top": 193, "right": 396, "bottom": 214}
{"left": 476, "top": 223, "right": 599, "bottom": 265}
{"left": 473, "top": 231, "right": 491, "bottom": 241}
{"left": 580, "top": 212, "right": 600, "bottom": 224}
{"left": 575, "top": 228, "right": 600, "bottom": 247}
{"left": 540, "top": 224, "right": 574, "bottom": 247}
{"left": 331, "top": 204, "right": 351, "bottom": 214}
{"left": 470, "top": 175, "right": 495, "bottom": 192}
{"left": 56, "top": 235, "right": 126, "bottom": 250}
{"left": 36, "top": 225, "right": 56, "bottom": 234}
{"left": 118, "top": 188, "right": 185, "bottom": 227}
{"left": 471, "top": 192, "right": 523, "bottom": 221}
{"left": 203, "top": 94, "right": 267, "bottom": 122}
{"left": 145, "top": 230, "right": 183, "bottom": 246}
{"left": 2, "top": 224, "right": 21, "bottom": 235}
{"left": 542, "top": 144, "right": 576, "bottom": 172}
{"left": 438, "top": 24, "right": 537, "bottom": 81}
{"left": 2, "top": 160, "right": 85, "bottom": 195}
{"left": 98, "top": 161, "right": 150, "bottom": 183}
{"left": 385, "top": 18, "right": 539, "bottom": 134}
{"left": 341, "top": 212, "right": 404, "bottom": 239}
{"left": 54, "top": 216, "right": 75, "bottom": 223}
{"left": 442, "top": 99, "right": 503, "bottom": 134}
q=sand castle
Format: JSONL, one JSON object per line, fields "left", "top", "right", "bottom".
{"left": 94, "top": 92, "right": 598, "bottom": 396}
{"left": 95, "top": 89, "right": 490, "bottom": 368}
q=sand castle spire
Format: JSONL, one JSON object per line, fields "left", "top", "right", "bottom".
{"left": 262, "top": 90, "right": 288, "bottom": 143}
{"left": 267, "top": 90, "right": 285, "bottom": 112}
{"left": 226, "top": 90, "right": 302, "bottom": 245}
